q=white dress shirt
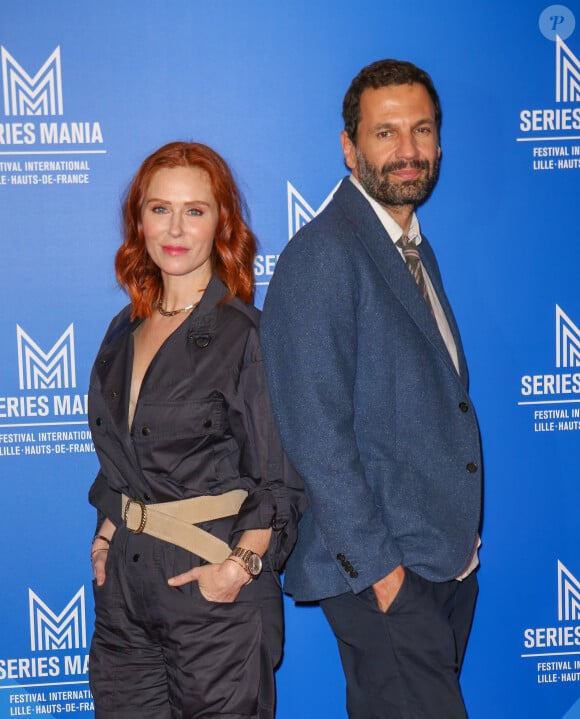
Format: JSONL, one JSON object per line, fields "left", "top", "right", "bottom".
{"left": 349, "top": 175, "right": 460, "bottom": 375}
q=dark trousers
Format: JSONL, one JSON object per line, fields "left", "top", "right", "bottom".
{"left": 320, "top": 569, "right": 478, "bottom": 719}
{"left": 90, "top": 527, "right": 283, "bottom": 719}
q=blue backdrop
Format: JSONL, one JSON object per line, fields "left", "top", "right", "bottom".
{"left": 1, "top": 1, "right": 580, "bottom": 717}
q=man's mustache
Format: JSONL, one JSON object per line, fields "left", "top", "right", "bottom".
{"left": 381, "top": 159, "right": 430, "bottom": 174}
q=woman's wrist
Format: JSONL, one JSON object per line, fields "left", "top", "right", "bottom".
{"left": 91, "top": 532, "right": 112, "bottom": 561}
{"left": 224, "top": 557, "right": 253, "bottom": 586}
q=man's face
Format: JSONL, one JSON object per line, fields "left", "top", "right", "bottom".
{"left": 341, "top": 83, "right": 441, "bottom": 209}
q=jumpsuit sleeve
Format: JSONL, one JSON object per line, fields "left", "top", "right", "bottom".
{"left": 228, "top": 327, "right": 306, "bottom": 570}
{"left": 88, "top": 470, "right": 123, "bottom": 533}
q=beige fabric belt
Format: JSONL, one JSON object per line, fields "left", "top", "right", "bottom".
{"left": 121, "top": 489, "right": 248, "bottom": 564}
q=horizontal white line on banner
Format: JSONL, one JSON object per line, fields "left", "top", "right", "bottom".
{"left": 0, "top": 680, "right": 89, "bottom": 690}
{"left": 517, "top": 399, "right": 580, "bottom": 405}
{"left": 521, "top": 651, "right": 580, "bottom": 658}
{"left": 516, "top": 135, "right": 580, "bottom": 142}
{"left": 0, "top": 421, "right": 88, "bottom": 428}
{"left": 0, "top": 150, "right": 107, "bottom": 155}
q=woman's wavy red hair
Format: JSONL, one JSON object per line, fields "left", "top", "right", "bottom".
{"left": 115, "top": 141, "right": 257, "bottom": 318}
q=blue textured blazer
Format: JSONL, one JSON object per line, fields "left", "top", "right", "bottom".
{"left": 261, "top": 178, "right": 482, "bottom": 602}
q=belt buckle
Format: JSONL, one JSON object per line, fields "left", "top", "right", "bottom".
{"left": 123, "top": 498, "right": 147, "bottom": 534}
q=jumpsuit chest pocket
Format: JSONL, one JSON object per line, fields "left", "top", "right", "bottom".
{"left": 131, "top": 394, "right": 236, "bottom": 489}
{"left": 132, "top": 394, "right": 227, "bottom": 443}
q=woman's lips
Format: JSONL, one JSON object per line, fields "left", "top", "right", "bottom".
{"left": 162, "top": 245, "right": 188, "bottom": 255}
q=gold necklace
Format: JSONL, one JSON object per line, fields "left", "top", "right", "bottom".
{"left": 156, "top": 295, "right": 199, "bottom": 317}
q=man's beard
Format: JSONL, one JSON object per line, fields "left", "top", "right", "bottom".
{"left": 355, "top": 147, "right": 440, "bottom": 208}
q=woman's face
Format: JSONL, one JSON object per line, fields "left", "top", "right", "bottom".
{"left": 141, "top": 165, "right": 219, "bottom": 286}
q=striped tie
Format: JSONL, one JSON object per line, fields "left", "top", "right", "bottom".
{"left": 396, "top": 235, "right": 434, "bottom": 316}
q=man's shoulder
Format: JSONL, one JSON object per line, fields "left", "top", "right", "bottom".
{"left": 281, "top": 178, "right": 371, "bottom": 259}
{"left": 300, "top": 177, "right": 367, "bottom": 229}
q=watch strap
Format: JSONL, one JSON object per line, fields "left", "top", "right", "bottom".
{"left": 229, "top": 546, "right": 262, "bottom": 578}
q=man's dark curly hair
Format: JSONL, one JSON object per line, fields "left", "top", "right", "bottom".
{"left": 342, "top": 59, "right": 442, "bottom": 143}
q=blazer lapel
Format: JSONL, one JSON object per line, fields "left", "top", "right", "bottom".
{"left": 334, "top": 178, "right": 463, "bottom": 380}
{"left": 419, "top": 239, "right": 469, "bottom": 383}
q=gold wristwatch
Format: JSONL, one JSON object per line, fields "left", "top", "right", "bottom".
{"left": 229, "top": 546, "right": 263, "bottom": 579}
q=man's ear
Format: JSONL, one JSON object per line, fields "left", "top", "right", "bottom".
{"left": 340, "top": 130, "right": 358, "bottom": 173}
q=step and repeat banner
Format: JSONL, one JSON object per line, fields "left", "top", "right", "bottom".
{"left": 0, "top": 1, "right": 579, "bottom": 717}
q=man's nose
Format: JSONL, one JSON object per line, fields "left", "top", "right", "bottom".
{"left": 395, "top": 132, "right": 419, "bottom": 159}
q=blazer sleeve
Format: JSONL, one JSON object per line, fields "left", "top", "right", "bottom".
{"left": 261, "top": 225, "right": 403, "bottom": 593}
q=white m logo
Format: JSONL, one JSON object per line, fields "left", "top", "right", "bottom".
{"left": 286, "top": 181, "right": 339, "bottom": 240}
{"left": 555, "top": 305, "right": 580, "bottom": 368}
{"left": 556, "top": 35, "right": 580, "bottom": 103}
{"left": 558, "top": 561, "right": 580, "bottom": 621}
{"left": 1, "top": 46, "right": 63, "bottom": 116}
{"left": 29, "top": 587, "right": 87, "bottom": 651}
{"left": 17, "top": 324, "right": 76, "bottom": 390}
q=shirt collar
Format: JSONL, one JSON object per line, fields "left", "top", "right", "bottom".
{"left": 349, "top": 174, "right": 422, "bottom": 246}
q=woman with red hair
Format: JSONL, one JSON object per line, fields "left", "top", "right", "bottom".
{"left": 87, "top": 142, "right": 304, "bottom": 719}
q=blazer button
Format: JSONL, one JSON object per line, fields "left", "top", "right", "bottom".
{"left": 459, "top": 402, "right": 469, "bottom": 412}
{"left": 203, "top": 419, "right": 212, "bottom": 428}
{"left": 466, "top": 462, "right": 478, "bottom": 473}
{"left": 350, "top": 571, "right": 359, "bottom": 578}
{"left": 141, "top": 426, "right": 151, "bottom": 436}
{"left": 337, "top": 553, "right": 345, "bottom": 562}
{"left": 95, "top": 417, "right": 103, "bottom": 426}
{"left": 111, "top": 390, "right": 120, "bottom": 398}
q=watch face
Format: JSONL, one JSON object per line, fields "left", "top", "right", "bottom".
{"left": 248, "top": 553, "right": 262, "bottom": 577}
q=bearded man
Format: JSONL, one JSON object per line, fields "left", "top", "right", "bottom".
{"left": 261, "top": 59, "right": 483, "bottom": 719}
